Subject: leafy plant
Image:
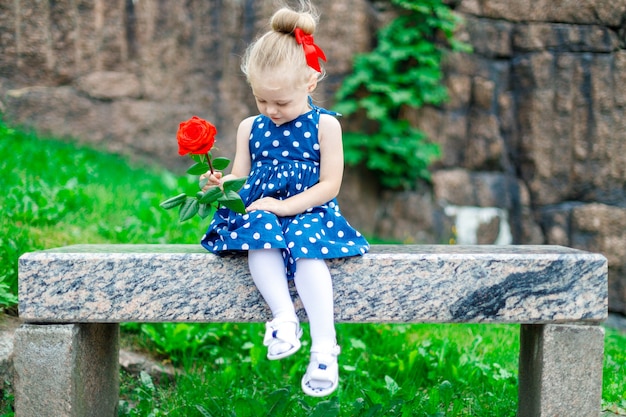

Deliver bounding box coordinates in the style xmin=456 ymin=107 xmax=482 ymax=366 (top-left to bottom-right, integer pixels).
xmin=335 ymin=0 xmax=471 ymax=189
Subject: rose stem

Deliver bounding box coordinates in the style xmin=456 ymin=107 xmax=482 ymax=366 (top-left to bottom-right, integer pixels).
xmin=206 ymin=153 xmax=214 ymax=174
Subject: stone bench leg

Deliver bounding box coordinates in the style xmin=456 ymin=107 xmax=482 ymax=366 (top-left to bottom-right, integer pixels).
xmin=13 ymin=323 xmax=120 ymax=417
xmin=518 ymin=323 xmax=604 ymax=417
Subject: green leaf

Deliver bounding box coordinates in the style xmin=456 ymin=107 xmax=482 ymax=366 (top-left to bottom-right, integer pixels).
xmin=211 ymin=157 xmax=231 ymax=171
xmin=187 ymin=162 xmax=210 ymax=175
xmin=198 ymin=187 xmax=223 ymax=204
xmin=198 ymin=203 xmax=214 ymax=219
xmin=309 ymin=398 xmax=340 ymax=417
xmin=223 ymin=177 xmax=247 ymax=193
xmin=218 ymin=190 xmax=246 ymax=214
xmin=179 ymin=197 xmax=199 ymax=222
xmin=159 ymin=193 xmax=187 ymax=210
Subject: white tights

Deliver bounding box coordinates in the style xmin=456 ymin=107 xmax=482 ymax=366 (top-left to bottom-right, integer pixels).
xmin=248 ymin=249 xmax=336 ymax=352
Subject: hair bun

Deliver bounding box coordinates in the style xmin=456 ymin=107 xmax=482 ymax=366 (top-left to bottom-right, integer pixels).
xmin=270 ymin=7 xmax=317 ymax=35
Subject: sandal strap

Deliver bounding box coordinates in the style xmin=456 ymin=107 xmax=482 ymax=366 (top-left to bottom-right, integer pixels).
xmin=263 ymin=318 xmax=301 ymax=346
xmin=309 ymin=345 xmax=341 ymax=375
xmin=311 ymin=344 xmax=341 ymax=358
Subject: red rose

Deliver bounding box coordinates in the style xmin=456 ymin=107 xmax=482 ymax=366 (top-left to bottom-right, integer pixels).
xmin=177 ymin=116 xmax=217 ymax=156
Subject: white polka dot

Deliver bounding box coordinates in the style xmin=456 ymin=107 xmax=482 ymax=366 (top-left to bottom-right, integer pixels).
xmin=309 ymin=237 xmax=317 ymax=243
xmin=264 ymin=243 xmax=272 ymax=249
xmin=338 ymin=231 xmax=345 ymax=238
xmin=242 ymin=243 xmax=249 ymax=250
xmin=301 ymin=247 xmax=309 ymax=254
xmin=293 ymin=141 xmax=300 ymax=147
xmin=288 ymin=242 xmax=295 ymax=248
xmin=255 ymin=141 xmax=261 ymax=148
xmin=265 ymin=131 xmax=271 ymax=137
xmin=265 ymin=223 xmax=273 ymax=230
xmin=327 ymin=221 xmax=334 ymax=228
xmin=276 ymin=235 xmax=283 ymax=241
xmin=321 ymin=247 xmax=329 ymax=254
xmin=295 ymin=231 xmax=303 ymax=236
xmin=283 ymin=130 xmax=291 ymax=136
xmin=303 ymin=152 xmax=310 ymax=158
xmin=304 ymin=132 xmax=311 ymax=138
xmin=230 ymin=232 xmax=238 ymax=239
xmin=258 ymin=123 xmax=265 ymax=129
xmin=243 ymin=222 xmax=251 ymax=228
xmin=253 ymin=232 xmax=261 ymax=240
xmin=313 ymin=144 xmax=320 ymax=150
xmin=295 ymin=121 xmax=302 ymax=128
xmin=262 ymin=150 xmax=269 ymax=157
xmin=273 ymin=140 xmax=280 ymax=147
xmin=273 ymin=159 xmax=279 ymax=165
xmin=341 ymin=247 xmax=349 ymax=253
xmin=282 ymin=150 xmax=289 ymax=157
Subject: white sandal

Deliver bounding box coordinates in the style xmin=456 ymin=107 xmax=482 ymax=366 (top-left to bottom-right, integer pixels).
xmin=263 ymin=318 xmax=303 ymax=360
xmin=301 ymin=345 xmax=341 ymax=397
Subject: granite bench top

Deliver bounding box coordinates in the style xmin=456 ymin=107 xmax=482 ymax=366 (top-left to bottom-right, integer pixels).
xmin=18 ymin=244 xmax=608 ymax=324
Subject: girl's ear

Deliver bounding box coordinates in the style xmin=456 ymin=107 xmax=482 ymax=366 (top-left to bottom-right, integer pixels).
xmin=306 ymin=73 xmax=318 ymax=93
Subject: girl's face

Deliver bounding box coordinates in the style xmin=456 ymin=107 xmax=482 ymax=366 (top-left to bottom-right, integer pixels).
xmin=251 ymin=71 xmax=317 ymax=126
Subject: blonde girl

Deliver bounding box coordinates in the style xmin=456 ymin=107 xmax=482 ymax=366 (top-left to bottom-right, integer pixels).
xmin=200 ymin=1 xmax=368 ymax=397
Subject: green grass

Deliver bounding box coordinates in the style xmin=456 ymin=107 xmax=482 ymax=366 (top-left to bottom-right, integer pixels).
xmin=1 ymin=119 xmax=625 ymax=416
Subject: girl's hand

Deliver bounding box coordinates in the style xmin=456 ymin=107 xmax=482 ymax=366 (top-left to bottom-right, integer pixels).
xmin=246 ymin=197 xmax=288 ymax=216
xmin=199 ymin=171 xmax=223 ymax=192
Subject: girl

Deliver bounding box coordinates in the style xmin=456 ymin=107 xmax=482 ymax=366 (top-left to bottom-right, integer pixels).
xmin=199 ymin=1 xmax=369 ymax=397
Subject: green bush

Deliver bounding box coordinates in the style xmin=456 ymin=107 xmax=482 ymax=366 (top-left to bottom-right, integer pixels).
xmin=335 ymin=0 xmax=471 ymax=189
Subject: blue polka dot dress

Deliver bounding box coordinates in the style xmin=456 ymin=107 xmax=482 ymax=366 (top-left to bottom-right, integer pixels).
xmin=201 ymin=100 xmax=369 ymax=279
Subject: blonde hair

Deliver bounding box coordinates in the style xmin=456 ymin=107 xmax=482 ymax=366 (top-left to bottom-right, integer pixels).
xmin=242 ymin=1 xmax=323 ymax=87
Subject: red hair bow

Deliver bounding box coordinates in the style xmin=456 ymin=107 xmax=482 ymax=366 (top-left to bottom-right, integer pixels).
xmin=294 ymin=27 xmax=326 ymax=72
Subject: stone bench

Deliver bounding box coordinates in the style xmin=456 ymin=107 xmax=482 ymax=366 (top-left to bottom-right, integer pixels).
xmin=15 ymin=244 xmax=607 ymax=417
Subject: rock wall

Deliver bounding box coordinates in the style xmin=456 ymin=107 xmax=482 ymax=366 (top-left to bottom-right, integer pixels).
xmin=1 ymin=0 xmax=625 ymax=313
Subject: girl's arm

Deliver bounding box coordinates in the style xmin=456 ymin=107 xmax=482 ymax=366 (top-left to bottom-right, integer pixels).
xmin=200 ymin=116 xmax=254 ymax=190
xmin=246 ymin=114 xmax=344 ymax=216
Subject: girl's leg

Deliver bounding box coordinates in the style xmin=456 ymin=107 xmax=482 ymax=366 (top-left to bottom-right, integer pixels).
xmin=248 ymin=249 xmax=295 ymax=319
xmin=248 ymin=249 xmax=301 ymax=359
xmin=294 ymin=258 xmax=340 ymax=396
xmin=293 ymin=258 xmax=336 ymax=351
